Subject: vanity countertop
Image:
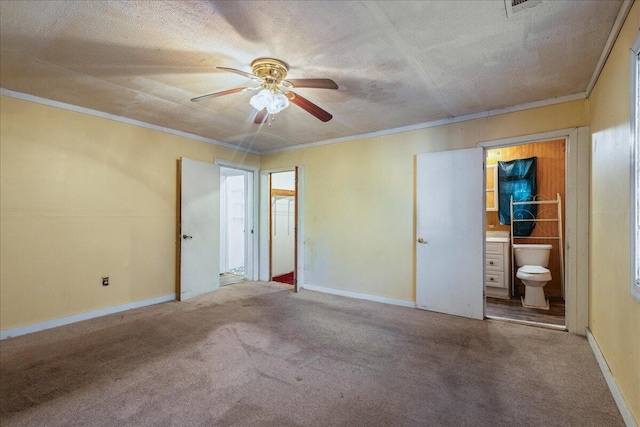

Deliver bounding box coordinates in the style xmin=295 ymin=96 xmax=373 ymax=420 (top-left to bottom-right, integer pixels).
xmin=487 ymin=236 xmax=510 ymax=243
xmin=486 ymin=230 xmax=510 ymax=243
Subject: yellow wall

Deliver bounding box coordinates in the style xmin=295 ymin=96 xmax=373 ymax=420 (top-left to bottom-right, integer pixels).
xmin=261 ymin=100 xmax=588 ymax=302
xmin=0 ymin=95 xmax=259 ymax=330
xmin=588 ymin=2 xmax=640 ymax=422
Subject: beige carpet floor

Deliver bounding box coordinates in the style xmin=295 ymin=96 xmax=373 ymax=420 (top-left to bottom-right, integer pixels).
xmin=0 ymin=282 xmax=623 ymax=426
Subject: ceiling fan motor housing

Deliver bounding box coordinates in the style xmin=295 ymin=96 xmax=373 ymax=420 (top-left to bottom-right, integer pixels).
xmin=251 ymin=58 xmax=289 ymax=88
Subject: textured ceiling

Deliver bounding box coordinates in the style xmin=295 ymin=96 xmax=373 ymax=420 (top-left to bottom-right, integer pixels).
xmin=0 ymin=0 xmax=623 ymax=153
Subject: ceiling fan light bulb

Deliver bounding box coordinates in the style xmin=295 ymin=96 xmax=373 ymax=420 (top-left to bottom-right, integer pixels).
xmin=249 ymin=89 xmax=273 ymax=111
xmin=277 ymin=93 xmax=290 ymax=110
xmin=266 ymin=93 xmax=289 ymax=114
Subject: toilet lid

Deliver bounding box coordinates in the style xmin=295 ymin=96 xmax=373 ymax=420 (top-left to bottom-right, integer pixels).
xmin=520 ymin=265 xmax=549 ymax=274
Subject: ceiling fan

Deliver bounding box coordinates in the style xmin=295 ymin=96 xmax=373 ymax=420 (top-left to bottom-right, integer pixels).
xmin=191 ymin=58 xmax=338 ymax=124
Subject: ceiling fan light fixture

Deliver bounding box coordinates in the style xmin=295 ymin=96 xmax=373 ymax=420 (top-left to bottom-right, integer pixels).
xmin=195 ymin=57 xmax=335 ymax=123
xmin=250 ymin=89 xmax=290 ymax=115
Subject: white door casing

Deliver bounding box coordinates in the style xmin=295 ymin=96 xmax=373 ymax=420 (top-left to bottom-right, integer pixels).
xmin=416 ymin=148 xmax=485 ymax=319
xmin=180 ymin=157 xmax=220 ymax=300
xmin=479 ymin=127 xmax=589 ymax=335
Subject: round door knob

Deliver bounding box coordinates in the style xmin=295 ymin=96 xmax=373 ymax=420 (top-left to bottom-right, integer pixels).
xmin=182 ymin=234 xmax=193 ymax=240
xmin=490 ymin=277 xmax=494 ymax=281
xmin=417 ymin=237 xmax=426 ymax=244
xmin=489 ymin=261 xmax=494 ymax=265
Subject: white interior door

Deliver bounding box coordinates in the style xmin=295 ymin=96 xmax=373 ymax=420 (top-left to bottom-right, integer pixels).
xmin=416 ymin=148 xmax=484 ymax=319
xmin=180 ymin=157 xmax=220 ymax=300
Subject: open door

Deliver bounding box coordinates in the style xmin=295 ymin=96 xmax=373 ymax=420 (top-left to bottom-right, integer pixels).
xmin=416 ymin=148 xmax=484 ymax=319
xmin=179 ymin=157 xmax=220 ymax=301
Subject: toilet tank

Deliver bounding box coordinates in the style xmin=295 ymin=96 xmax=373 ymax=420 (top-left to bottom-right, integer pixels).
xmin=512 ymin=244 xmax=552 ymax=267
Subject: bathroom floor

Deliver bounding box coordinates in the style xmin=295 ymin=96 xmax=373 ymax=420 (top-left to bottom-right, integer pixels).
xmin=485 ymin=296 xmax=565 ymax=327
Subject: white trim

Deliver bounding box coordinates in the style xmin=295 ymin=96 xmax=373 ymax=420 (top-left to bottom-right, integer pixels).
xmin=630 ymin=33 xmax=640 ymax=303
xmin=585 ymin=0 xmax=635 ymax=97
xmin=486 ymin=316 xmax=566 ymax=331
xmin=262 ymin=92 xmax=586 ymax=154
xmin=587 ymin=329 xmax=638 ymax=427
xmin=214 ymin=159 xmax=259 ymax=173
xmin=301 ymin=284 xmax=416 ymax=308
xmin=0 ymin=294 xmax=176 ymax=340
xmin=296 ymin=167 xmax=306 ymax=289
xmin=478 ymin=127 xmax=577 ymax=149
xmin=0 ymin=88 xmax=260 ymax=155
xmin=260 ymin=166 xmax=298 ymax=174
xmin=259 ymin=172 xmax=270 ymax=281
xmin=479 ymin=127 xmax=590 ymax=336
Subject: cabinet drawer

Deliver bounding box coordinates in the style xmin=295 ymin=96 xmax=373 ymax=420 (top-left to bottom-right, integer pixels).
xmin=486 ymin=242 xmax=503 ymax=254
xmin=485 ymin=271 xmax=506 ymax=288
xmin=486 ymin=254 xmax=504 ymax=271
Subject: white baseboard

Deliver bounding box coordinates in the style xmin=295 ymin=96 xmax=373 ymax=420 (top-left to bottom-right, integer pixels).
xmin=300 ymin=283 xmax=416 ymax=308
xmin=586 ymin=328 xmax=638 ymax=427
xmin=0 ymin=294 xmax=176 ymax=340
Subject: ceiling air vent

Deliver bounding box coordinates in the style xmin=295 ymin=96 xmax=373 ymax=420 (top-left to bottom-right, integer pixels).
xmin=505 ymin=0 xmax=541 ymax=17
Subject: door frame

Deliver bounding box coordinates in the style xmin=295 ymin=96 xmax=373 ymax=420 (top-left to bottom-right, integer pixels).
xmin=215 ymin=159 xmax=259 ymax=281
xmin=260 ymin=166 xmax=305 ymax=290
xmin=479 ymin=127 xmax=590 ymax=335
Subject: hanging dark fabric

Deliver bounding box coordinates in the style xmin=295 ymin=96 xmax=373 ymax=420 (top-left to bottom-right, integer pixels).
xmin=497 ymin=157 xmax=537 ymax=237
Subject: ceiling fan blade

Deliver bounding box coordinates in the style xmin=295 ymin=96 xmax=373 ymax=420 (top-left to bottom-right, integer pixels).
xmin=191 ymin=87 xmax=255 ymax=103
xmin=284 ymin=79 xmax=339 ymax=89
xmin=254 ymin=108 xmax=268 ymax=124
xmin=285 ymin=91 xmax=333 ymax=122
xmin=216 ymin=66 xmax=263 ymax=81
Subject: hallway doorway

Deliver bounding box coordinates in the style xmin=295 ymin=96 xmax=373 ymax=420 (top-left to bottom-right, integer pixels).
xmin=220 ymin=166 xmax=254 ymax=286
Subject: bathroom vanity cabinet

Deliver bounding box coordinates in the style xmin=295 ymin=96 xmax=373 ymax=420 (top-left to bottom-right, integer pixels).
xmin=485 ymin=239 xmax=510 ymax=299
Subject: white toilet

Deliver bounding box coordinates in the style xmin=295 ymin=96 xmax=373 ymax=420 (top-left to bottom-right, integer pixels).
xmin=512 ymin=244 xmax=552 ymax=309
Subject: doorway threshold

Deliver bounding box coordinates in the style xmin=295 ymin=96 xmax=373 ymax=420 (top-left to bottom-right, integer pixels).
xmin=486 ymin=315 xmax=567 ymax=331
xmin=220 ymin=273 xmax=247 ymax=286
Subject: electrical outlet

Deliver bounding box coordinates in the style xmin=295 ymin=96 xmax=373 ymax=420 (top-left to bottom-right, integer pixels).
xmin=102 ymin=277 xmax=109 ymax=286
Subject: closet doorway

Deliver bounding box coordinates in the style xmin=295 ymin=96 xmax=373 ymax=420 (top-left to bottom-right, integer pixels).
xmin=269 ymin=170 xmax=297 ymax=289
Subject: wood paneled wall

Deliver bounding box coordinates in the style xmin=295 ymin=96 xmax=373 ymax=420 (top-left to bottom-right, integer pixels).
xmin=486 ymin=139 xmax=566 ymax=298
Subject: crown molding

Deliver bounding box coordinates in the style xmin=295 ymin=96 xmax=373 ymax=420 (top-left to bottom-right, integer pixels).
xmin=262 ymin=92 xmax=586 ymax=155
xmin=1 ymin=87 xmax=589 ymax=157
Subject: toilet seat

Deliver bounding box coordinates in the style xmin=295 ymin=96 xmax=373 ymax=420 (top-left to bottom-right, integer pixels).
xmin=516 ymin=265 xmax=551 ymax=281
xmin=519 ymin=265 xmax=550 ymax=274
